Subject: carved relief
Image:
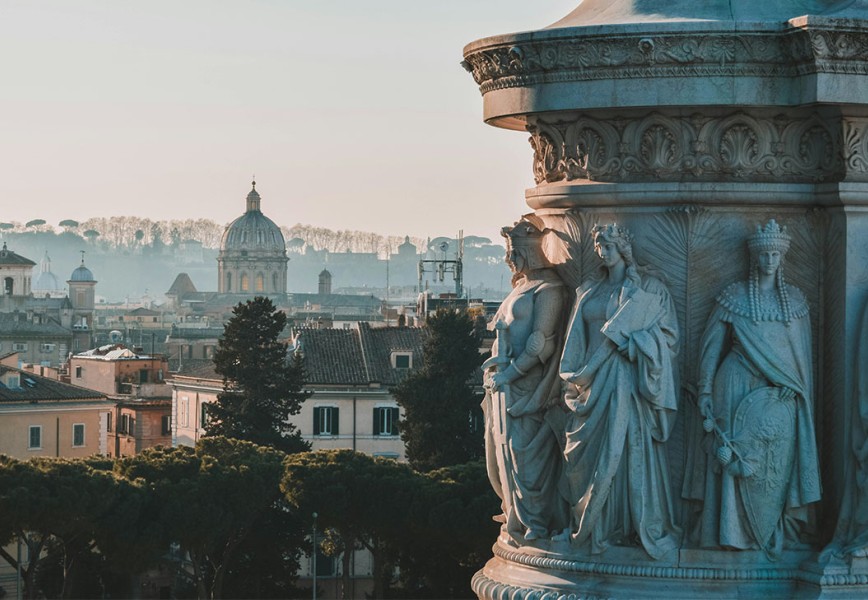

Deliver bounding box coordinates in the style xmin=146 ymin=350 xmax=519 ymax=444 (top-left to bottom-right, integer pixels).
xmin=464 ymin=28 xmax=868 ymax=95
xmin=463 ymin=32 xmax=796 ymax=93
xmin=843 ymin=118 xmax=868 ymax=176
xmin=694 ymin=220 xmax=821 ymax=558
xmin=482 ymin=219 xmax=568 ymax=545
xmin=558 ymin=224 xmax=681 ymax=559
xmin=528 ymin=112 xmax=844 ymax=184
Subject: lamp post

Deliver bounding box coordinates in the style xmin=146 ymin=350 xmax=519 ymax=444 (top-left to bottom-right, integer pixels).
xmin=312 ymin=512 xmax=318 ymax=600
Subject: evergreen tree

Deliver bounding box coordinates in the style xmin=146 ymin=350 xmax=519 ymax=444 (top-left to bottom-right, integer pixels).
xmin=393 ymin=308 xmax=484 ymax=472
xmin=208 ymin=296 xmax=311 ymax=453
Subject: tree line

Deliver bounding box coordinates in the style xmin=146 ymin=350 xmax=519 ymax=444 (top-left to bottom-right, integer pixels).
xmin=0 ymin=441 xmax=496 ymax=600
xmin=0 ymin=217 xmax=431 ymax=256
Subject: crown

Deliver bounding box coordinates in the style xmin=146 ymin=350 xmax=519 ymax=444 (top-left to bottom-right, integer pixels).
xmin=501 ymin=220 xmax=547 ymax=247
xmin=592 ymin=223 xmax=633 ymax=244
xmin=748 ymin=219 xmax=790 ymax=254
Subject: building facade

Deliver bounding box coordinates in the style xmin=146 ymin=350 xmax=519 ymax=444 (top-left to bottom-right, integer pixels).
xmin=0 ymin=358 xmax=109 ymax=459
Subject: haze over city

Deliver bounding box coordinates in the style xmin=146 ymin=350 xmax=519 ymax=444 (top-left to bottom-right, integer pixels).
xmin=2 ymin=1 xmax=575 ymax=243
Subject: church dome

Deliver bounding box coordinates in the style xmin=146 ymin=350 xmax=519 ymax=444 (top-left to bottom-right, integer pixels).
xmin=33 ymin=252 xmax=61 ymax=293
xmin=220 ymin=181 xmax=286 ymax=253
xmin=34 ymin=271 xmax=60 ymax=291
xmin=70 ymin=262 xmax=95 ymax=282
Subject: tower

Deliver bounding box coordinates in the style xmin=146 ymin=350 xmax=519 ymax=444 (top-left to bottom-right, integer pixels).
xmin=67 ymin=253 xmax=96 ymax=350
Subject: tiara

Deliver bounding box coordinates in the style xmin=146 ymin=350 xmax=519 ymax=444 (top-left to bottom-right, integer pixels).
xmin=592 ymin=223 xmax=633 ymax=244
xmin=748 ymin=219 xmax=790 ymax=254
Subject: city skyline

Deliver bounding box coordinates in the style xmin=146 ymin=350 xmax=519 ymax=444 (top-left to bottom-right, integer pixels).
xmin=1 ymin=1 xmax=575 ymax=244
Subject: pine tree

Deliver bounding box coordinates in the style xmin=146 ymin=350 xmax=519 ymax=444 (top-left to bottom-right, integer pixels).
xmin=207 ymin=296 xmax=310 ymax=453
xmin=393 ymin=309 xmax=484 ymax=472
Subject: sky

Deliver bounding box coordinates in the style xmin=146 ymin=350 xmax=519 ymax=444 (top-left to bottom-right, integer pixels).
xmin=1 ymin=1 xmax=576 ymax=244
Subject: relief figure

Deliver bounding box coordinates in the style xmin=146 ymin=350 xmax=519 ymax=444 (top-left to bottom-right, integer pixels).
xmin=483 ymin=219 xmax=568 ymax=544
xmin=697 ymin=219 xmax=821 ymax=558
xmin=558 ymin=224 xmax=681 ymax=559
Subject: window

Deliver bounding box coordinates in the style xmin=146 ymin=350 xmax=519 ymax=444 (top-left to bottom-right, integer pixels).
xmin=314 ymin=549 xmax=336 ymax=577
xmin=226 ymin=272 xmax=232 ymax=291
xmin=120 ymin=414 xmax=131 ymax=435
xmin=313 ymin=406 xmax=339 ymax=436
xmin=72 ymin=423 xmax=85 ymax=447
xmin=161 ymin=415 xmax=172 ymax=436
xmin=139 ymin=369 xmax=149 ymax=384
xmin=240 ymin=273 xmax=249 ymax=292
xmin=13 ymin=343 xmax=28 ymax=352
xmin=40 ymin=343 xmax=55 ymax=353
xmin=180 ymin=396 xmax=189 ymax=427
xmin=107 ymin=412 xmax=113 ymax=432
xmin=75 ymin=366 xmax=82 ymax=378
xmin=28 ymin=426 xmax=41 ymax=450
xmin=373 ymin=407 xmax=399 ymax=436
xmin=200 ymin=402 xmax=210 ymax=429
xmin=391 ymin=351 xmax=412 ymax=369
xmin=255 ymin=274 xmax=264 ymax=292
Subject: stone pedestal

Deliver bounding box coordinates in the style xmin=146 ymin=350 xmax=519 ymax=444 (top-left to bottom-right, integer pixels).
xmin=464 ymin=1 xmax=868 ymax=597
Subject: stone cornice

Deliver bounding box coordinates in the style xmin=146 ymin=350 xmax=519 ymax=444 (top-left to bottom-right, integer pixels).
xmin=462 ymin=20 xmax=868 ymax=98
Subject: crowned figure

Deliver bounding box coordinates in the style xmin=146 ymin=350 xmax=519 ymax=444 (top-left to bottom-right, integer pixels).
xmin=694 ymin=219 xmax=821 ymax=558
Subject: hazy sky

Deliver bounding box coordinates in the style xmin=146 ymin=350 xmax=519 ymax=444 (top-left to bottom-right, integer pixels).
xmin=1 ymin=1 xmax=576 ymax=244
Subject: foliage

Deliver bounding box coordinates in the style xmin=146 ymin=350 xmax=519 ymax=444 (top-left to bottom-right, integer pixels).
xmin=0 ymin=455 xmax=145 ymax=599
xmin=208 ymin=296 xmax=311 ymax=454
xmin=282 ymin=224 xmax=425 ymax=256
xmin=392 ymin=460 xmax=499 ymax=598
xmin=282 ymin=450 xmax=420 ymax=599
xmin=116 ymin=438 xmax=291 ymax=599
xmin=394 ymin=309 xmax=485 ymax=472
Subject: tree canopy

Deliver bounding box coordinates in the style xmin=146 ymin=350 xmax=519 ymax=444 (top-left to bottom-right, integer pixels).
xmin=116 ymin=438 xmax=293 ymax=599
xmin=393 ymin=309 xmax=485 ymax=472
xmin=282 ymin=450 xmax=420 ymax=599
xmin=207 ymin=296 xmax=310 ymax=454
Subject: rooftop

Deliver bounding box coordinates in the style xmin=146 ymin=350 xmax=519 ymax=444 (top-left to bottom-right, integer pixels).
xmin=0 ymin=366 xmax=105 ymax=403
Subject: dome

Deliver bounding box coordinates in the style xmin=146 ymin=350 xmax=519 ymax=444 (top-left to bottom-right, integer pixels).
xmin=33 ymin=251 xmax=61 ymax=293
xmin=70 ymin=263 xmax=95 ymax=282
xmin=34 ymin=271 xmax=60 ymax=292
xmin=220 ymin=182 xmax=286 ymax=253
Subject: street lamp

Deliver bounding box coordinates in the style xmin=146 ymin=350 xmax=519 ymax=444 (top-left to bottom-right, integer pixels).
xmin=312 ymin=512 xmax=318 ymax=600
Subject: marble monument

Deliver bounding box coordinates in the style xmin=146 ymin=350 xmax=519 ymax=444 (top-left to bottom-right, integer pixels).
xmin=468 ymin=1 xmax=868 ymax=597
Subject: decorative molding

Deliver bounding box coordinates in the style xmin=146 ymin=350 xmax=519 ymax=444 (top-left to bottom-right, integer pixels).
xmin=527 ymin=111 xmax=845 ymax=185
xmin=471 ymin=571 xmax=607 ymax=600
xmin=463 ymin=27 xmax=868 ymax=95
xmin=463 ymin=32 xmax=799 ymax=94
xmin=491 ymin=543 xmax=802 ymax=581
xmin=476 ymin=544 xmax=868 ymax=593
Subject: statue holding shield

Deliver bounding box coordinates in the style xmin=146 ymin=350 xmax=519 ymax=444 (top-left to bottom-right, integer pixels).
xmin=697 ymin=219 xmax=821 ymax=558
xmin=483 ymin=218 xmax=568 ymax=544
